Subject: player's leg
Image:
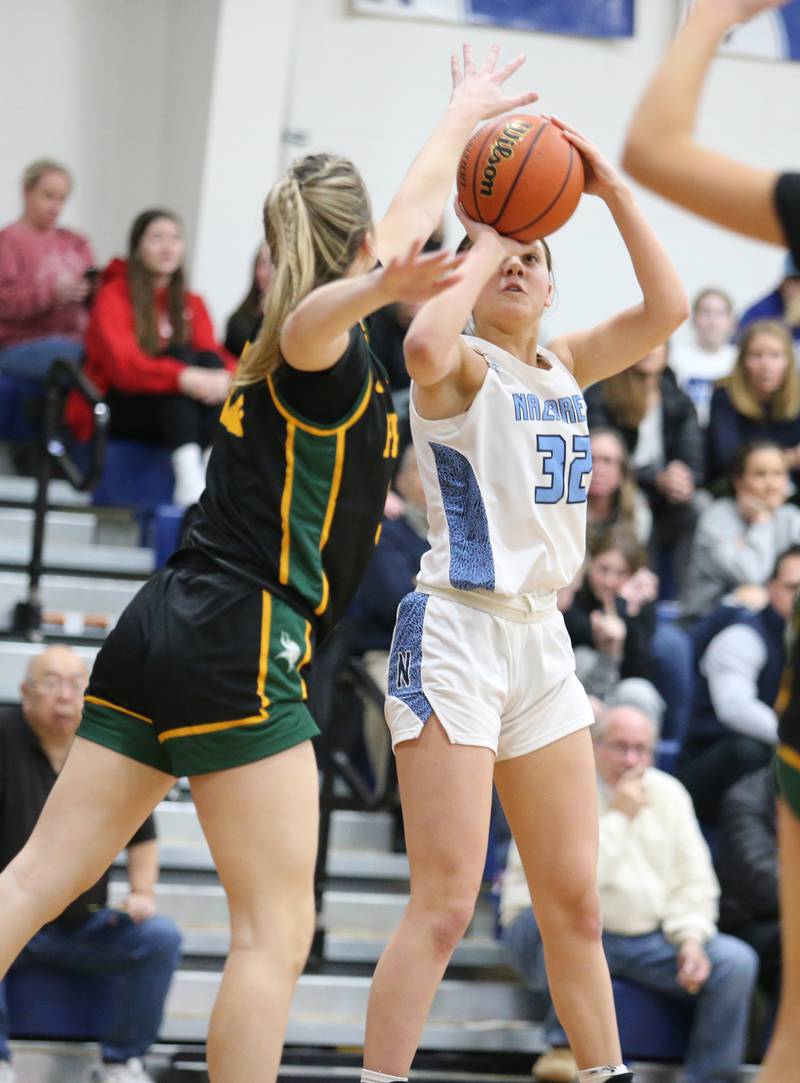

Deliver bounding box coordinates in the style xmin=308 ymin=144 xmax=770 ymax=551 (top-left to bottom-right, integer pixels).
xmin=189 ymin=740 xmax=319 ymax=1083
xmin=495 ymin=726 xmax=622 ymax=1071
xmin=0 ymin=737 xmax=175 ymax=976
xmin=362 ymin=718 xmax=495 ymax=1078
xmin=759 ymin=797 xmax=800 ymax=1082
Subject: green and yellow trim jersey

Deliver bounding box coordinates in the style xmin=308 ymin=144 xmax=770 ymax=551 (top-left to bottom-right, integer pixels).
xmin=175 ymin=319 xmax=399 ymax=641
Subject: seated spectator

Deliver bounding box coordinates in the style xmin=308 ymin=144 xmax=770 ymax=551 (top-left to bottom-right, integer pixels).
xmin=564 ymin=528 xmax=657 ymax=702
xmin=717 ymin=767 xmax=780 ymax=1007
xmin=706 ymin=320 xmax=800 ymax=493
xmin=66 ymin=209 xmax=236 ymax=506
xmin=224 ymin=242 xmax=270 ymax=359
xmin=0 ymin=646 xmax=181 ymax=1083
xmin=500 ymin=701 xmax=758 ymax=1083
xmin=586 ymin=427 xmax=652 ymax=548
xmin=680 ymin=546 xmax=800 ymax=824
xmin=739 ymin=253 xmax=800 ymax=345
xmin=682 ymin=441 xmax=800 ymax=622
xmin=345 ymin=444 xmax=428 ymax=778
xmin=585 ymin=343 xmax=704 ymax=571
xmin=0 ymin=159 xmax=95 ymax=381
xmin=670 ymin=287 xmax=737 ymax=427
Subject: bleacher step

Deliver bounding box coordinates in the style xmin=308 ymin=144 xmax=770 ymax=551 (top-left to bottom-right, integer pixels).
xmin=0 ymin=507 xmax=96 ymax=547
xmin=0 ymin=539 xmax=152 ymax=576
xmin=0 ymin=571 xmax=139 ymax=632
xmin=0 ymin=476 xmax=91 ymax=508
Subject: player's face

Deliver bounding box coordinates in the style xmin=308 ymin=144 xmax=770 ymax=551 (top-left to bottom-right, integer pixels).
xmin=137 ymin=217 xmax=185 ymax=278
xmin=693 ymin=293 xmax=733 ymax=351
xmin=589 ymin=432 xmax=624 ymax=500
xmin=474 ymin=240 xmax=552 ymax=325
xmin=24 ymin=171 xmax=71 ymax=230
xmin=742 ymin=332 xmax=790 ymax=399
xmin=736 ymin=447 xmax=789 ymax=512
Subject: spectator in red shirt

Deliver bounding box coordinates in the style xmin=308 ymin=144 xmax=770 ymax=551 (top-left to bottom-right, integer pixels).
xmin=67 ymin=209 xmax=236 ymax=506
xmin=0 ymin=159 xmax=95 ymax=381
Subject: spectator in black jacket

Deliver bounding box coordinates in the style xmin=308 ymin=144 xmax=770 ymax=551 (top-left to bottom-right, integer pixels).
xmin=584 ymin=342 xmax=704 ymax=574
xmin=563 ymin=528 xmax=658 ymax=702
xmin=717 ymin=767 xmax=780 ymax=1004
xmin=223 ymin=243 xmax=270 ymax=359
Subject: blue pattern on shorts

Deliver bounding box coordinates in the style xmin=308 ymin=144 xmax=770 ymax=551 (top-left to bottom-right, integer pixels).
xmin=430 ymin=442 xmax=495 ymax=592
xmin=388 ymin=592 xmax=433 ymax=724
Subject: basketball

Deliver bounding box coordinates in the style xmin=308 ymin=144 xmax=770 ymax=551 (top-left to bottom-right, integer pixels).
xmin=457 ymin=114 xmax=584 ymax=243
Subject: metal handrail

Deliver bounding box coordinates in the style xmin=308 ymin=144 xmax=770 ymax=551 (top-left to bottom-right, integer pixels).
xmin=14 ymin=360 xmax=109 ymax=639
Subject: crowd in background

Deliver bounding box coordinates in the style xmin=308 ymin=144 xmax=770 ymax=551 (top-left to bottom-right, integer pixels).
xmin=1 ymin=154 xmax=799 ymax=1079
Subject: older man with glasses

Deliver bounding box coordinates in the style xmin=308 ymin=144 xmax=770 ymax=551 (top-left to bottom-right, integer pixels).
xmin=0 ymin=645 xmax=181 ymax=1083
xmin=499 ymin=699 xmax=758 ymax=1083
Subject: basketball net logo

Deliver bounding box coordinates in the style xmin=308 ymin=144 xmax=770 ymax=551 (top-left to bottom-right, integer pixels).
xmin=396 ymin=650 xmax=412 ymax=689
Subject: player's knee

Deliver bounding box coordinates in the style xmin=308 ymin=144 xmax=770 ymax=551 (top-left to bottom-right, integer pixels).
xmin=540 ymin=881 xmax=602 ymax=945
xmin=417 ymin=893 xmax=477 ymax=957
xmin=9 ymin=848 xmax=96 ymax=922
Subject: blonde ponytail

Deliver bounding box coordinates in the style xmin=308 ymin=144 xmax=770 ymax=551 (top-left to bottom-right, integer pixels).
xmin=236 ymin=154 xmax=372 ymax=386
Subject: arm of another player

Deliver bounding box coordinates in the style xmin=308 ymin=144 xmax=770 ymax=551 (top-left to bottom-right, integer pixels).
xmin=622 ymin=0 xmax=788 ymax=244
xmin=547 ymin=124 xmax=689 ymax=389
xmin=374 ymin=43 xmax=539 ymax=265
xmin=403 ymin=205 xmax=521 ymax=405
xmin=280 ymin=244 xmax=462 ymax=371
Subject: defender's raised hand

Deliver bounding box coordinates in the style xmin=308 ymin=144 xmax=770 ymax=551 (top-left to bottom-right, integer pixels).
xmin=450 ymin=43 xmax=538 ymax=122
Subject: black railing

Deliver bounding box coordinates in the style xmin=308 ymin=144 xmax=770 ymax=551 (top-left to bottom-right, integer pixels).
xmin=13 ymin=360 xmax=109 ymax=639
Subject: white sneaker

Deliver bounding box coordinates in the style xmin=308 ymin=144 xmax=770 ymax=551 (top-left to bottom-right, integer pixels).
xmin=0 ymin=1061 xmax=15 ymax=1083
xmin=98 ymin=1059 xmax=155 ymax=1083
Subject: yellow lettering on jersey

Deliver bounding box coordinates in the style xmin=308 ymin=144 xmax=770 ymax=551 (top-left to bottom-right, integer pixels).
xmin=383 ymin=412 xmax=399 ymax=459
xmin=220 ymin=390 xmax=245 ymax=438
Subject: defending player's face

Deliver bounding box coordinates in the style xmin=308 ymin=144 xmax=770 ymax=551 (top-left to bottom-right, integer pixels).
xmin=735 ymin=447 xmax=789 ymax=512
xmin=137 ymin=216 xmax=185 ymax=278
xmin=473 ymin=240 xmax=553 ymax=326
xmin=24 ymin=170 xmax=71 ymax=230
xmin=742 ymin=331 xmax=791 ymax=399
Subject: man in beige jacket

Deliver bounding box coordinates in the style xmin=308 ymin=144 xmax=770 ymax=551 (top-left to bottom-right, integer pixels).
xmin=500 ymin=702 xmax=758 ymax=1083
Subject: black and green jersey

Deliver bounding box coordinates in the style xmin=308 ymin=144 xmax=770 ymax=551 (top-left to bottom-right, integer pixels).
xmin=176 ymin=319 xmax=399 ymax=640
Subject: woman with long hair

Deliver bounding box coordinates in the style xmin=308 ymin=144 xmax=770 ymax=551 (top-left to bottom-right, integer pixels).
xmin=584 ymin=343 xmax=704 ymax=568
xmin=0 ymin=44 xmax=537 ymax=1083
xmin=624 ymin=3 xmax=800 ymax=1077
xmin=706 ymin=319 xmax=800 ymax=490
xmin=587 ymin=427 xmax=652 ymax=547
xmin=66 ymin=208 xmax=236 ymax=506
xmin=360 ymin=118 xmax=687 ymax=1083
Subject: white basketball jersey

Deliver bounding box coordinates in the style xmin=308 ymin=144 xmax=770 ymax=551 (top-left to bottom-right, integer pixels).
xmin=411 ymin=335 xmax=591 ymax=598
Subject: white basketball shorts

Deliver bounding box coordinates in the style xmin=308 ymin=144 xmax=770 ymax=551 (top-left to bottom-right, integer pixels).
xmin=385 ymin=588 xmax=593 ymax=760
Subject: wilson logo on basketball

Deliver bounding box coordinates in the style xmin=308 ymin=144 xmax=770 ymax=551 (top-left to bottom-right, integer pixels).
xmin=479 ymin=120 xmax=533 ymax=198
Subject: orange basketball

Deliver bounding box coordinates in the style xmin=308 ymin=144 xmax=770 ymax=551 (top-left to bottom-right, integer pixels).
xmin=457 ymin=114 xmax=584 ymax=243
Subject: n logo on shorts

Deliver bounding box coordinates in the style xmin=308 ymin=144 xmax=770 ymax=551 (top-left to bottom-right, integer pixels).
xmin=396 ymin=650 xmax=412 ymax=688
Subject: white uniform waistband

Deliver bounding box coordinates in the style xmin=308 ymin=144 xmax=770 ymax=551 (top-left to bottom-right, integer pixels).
xmin=415 ymin=581 xmax=557 ymax=623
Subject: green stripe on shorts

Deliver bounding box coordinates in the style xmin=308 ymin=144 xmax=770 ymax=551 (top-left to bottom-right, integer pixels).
xmin=79 ymin=698 xmax=173 ymax=774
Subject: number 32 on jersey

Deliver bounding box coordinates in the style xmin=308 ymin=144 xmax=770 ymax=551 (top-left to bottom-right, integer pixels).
xmin=534 ymin=434 xmax=592 ymax=504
